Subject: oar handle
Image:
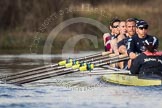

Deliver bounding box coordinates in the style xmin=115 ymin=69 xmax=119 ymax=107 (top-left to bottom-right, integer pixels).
xmin=96 ymin=56 xmax=129 ymax=67
xmin=88 ymin=54 xmax=119 ymax=65
xmin=76 ymin=51 xmax=111 ymax=61
xmin=78 ymin=55 xmax=129 ymax=71
xmin=102 ymin=51 xmax=112 ymax=56
xmin=81 ymin=55 xmax=129 ymax=71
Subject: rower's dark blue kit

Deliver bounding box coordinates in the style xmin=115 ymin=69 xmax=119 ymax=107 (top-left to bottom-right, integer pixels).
xmin=127 ymin=35 xmax=159 ymax=55
xmin=117 ymin=34 xmax=131 ymax=50
xmin=130 ymin=52 xmax=162 ymax=78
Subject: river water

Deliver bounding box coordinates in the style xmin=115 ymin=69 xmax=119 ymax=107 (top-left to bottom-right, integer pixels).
xmin=0 ymin=52 xmax=162 ymax=108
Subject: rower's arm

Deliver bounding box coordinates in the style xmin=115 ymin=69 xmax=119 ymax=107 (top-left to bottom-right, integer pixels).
xmin=130 ymin=55 xmax=142 ymax=74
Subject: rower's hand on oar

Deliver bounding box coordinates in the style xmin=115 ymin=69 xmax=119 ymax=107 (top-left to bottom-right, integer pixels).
xmin=102 ymin=51 xmax=111 ymax=56
xmin=129 ymin=52 xmax=137 ymax=59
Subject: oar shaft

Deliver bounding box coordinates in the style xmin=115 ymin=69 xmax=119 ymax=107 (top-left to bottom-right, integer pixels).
xmin=93 ymin=55 xmax=128 ymax=66
xmin=88 ymin=70 xmax=130 ymax=75
xmin=95 ymin=56 xmax=129 ymax=67
xmin=3 ymin=52 xmax=111 ymax=78
xmin=76 ymin=51 xmax=111 ymax=60
xmin=13 ymin=64 xmax=59 ymax=75
xmin=8 ymin=67 xmax=77 ymax=84
xmin=4 ymin=53 xmax=113 ymax=81
xmin=7 ymin=55 xmax=128 ymax=84
xmin=4 ymin=66 xmax=65 ymax=81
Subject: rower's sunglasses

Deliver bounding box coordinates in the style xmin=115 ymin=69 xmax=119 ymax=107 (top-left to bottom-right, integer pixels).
xmin=139 ymin=26 xmax=148 ymax=30
xmin=112 ymin=25 xmax=118 ymax=28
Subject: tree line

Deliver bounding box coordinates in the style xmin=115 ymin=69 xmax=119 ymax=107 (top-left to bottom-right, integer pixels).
xmin=0 ymin=0 xmax=151 ymax=31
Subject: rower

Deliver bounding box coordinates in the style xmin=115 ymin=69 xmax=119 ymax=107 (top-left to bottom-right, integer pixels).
xmin=127 ymin=20 xmax=159 ymax=69
xmin=103 ymin=18 xmax=120 ymax=54
xmin=130 ymin=36 xmax=162 ymax=79
xmin=117 ymin=20 xmax=127 ymax=43
xmin=127 ymin=20 xmax=159 ymax=59
xmin=117 ymin=18 xmax=137 ymax=69
xmin=118 ymin=18 xmax=137 ymax=55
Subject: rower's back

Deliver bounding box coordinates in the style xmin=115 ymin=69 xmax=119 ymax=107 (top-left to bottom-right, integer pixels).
xmin=130 ymin=36 xmax=162 ymax=79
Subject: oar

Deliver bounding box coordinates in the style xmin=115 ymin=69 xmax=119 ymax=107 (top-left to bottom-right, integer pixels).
xmin=4 ymin=54 xmax=119 ymax=82
xmin=1 ymin=51 xmax=111 ymax=79
xmin=88 ymin=70 xmax=130 ymax=75
xmin=87 ymin=64 xmax=131 ymax=75
xmin=7 ymin=55 xmax=124 ymax=84
xmin=3 ymin=53 xmax=116 ymax=81
xmin=7 ymin=55 xmax=129 ymax=85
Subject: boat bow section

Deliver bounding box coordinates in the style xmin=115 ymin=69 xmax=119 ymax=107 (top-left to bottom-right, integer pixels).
xmin=101 ymin=74 xmax=162 ymax=86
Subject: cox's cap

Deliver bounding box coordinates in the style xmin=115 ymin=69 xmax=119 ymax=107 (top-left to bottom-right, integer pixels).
xmin=136 ymin=20 xmax=148 ymax=28
xmin=144 ymin=36 xmax=158 ymax=49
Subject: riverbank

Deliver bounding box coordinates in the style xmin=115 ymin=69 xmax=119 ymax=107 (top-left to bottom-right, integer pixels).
xmin=0 ymin=0 xmax=162 ymax=54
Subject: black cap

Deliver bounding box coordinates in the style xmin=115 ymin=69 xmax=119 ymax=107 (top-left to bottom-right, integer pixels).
xmin=144 ymin=36 xmax=158 ymax=52
xmin=136 ymin=20 xmax=148 ymax=28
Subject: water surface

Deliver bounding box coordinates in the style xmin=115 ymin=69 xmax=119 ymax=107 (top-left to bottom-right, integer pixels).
xmin=0 ymin=52 xmax=162 ymax=108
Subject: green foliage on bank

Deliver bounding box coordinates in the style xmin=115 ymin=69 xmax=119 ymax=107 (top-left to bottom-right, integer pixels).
xmin=0 ymin=0 xmax=162 ymax=54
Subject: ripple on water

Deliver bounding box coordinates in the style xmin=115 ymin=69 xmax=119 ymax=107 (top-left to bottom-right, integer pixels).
xmin=0 ymin=53 xmax=162 ymax=108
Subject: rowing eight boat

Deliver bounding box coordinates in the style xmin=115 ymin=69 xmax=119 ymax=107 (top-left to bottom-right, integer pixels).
xmin=101 ymin=73 xmax=162 ymax=86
